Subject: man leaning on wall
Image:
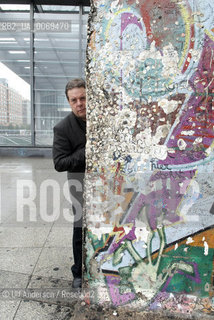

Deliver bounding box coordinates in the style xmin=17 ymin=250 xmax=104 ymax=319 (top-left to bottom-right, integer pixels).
xmin=52 ymin=78 xmax=86 ymax=289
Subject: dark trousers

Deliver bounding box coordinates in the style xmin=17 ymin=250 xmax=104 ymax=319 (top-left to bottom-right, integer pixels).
xmin=68 ymin=172 xmax=84 ymax=279
xmin=71 ymin=224 xmax=82 ymax=278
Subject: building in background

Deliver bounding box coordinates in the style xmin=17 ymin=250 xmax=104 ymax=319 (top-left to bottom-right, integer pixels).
xmin=0 ymin=78 xmax=30 ymax=128
xmin=0 ymin=78 xmax=8 ymax=126
xmin=8 ymin=86 xmax=23 ymax=126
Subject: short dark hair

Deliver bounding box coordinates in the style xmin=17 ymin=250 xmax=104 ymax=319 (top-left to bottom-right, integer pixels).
xmin=65 ymin=78 xmax=86 ymax=100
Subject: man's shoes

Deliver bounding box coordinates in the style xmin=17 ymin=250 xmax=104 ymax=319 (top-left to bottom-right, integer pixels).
xmin=72 ymin=277 xmax=82 ymax=288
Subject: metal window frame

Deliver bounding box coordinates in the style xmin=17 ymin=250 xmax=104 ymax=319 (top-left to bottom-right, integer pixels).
xmin=30 ymin=2 xmax=35 ymax=146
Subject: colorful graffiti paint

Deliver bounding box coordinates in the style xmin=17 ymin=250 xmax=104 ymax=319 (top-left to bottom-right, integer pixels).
xmin=84 ymin=0 xmax=214 ymax=317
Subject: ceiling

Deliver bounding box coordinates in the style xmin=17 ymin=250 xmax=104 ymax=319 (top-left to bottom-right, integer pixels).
xmin=0 ymin=0 xmax=91 ymax=6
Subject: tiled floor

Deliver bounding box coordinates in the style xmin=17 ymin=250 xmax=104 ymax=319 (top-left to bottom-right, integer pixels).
xmin=0 ymin=157 xmax=76 ymax=319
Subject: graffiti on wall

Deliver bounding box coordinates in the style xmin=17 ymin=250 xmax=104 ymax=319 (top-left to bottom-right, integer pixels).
xmin=85 ymin=0 xmax=214 ymax=316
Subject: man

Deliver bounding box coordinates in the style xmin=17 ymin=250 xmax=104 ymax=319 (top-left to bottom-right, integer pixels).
xmin=52 ymin=78 xmax=86 ymax=288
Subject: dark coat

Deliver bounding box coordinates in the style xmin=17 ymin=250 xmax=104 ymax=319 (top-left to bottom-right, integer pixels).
xmin=52 ymin=112 xmax=86 ymax=174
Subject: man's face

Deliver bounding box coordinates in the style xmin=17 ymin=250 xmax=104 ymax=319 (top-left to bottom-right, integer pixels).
xmin=67 ymin=87 xmax=86 ymax=121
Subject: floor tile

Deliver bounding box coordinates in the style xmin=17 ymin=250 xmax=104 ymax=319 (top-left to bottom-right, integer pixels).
xmin=33 ymin=247 xmax=73 ymax=280
xmin=28 ymin=275 xmax=73 ymax=289
xmin=0 ymin=270 xmax=30 ymax=289
xmin=0 ymin=300 xmax=20 ymax=320
xmin=27 ymin=275 xmax=75 ymax=305
xmin=2 ymin=214 xmax=53 ymax=228
xmin=14 ymin=300 xmax=74 ymax=320
xmin=0 ymin=226 xmax=51 ymax=247
xmin=0 ymin=248 xmax=42 ymax=274
xmin=45 ymin=226 xmax=73 ymax=248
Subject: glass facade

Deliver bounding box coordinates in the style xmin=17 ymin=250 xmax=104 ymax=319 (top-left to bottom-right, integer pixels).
xmin=0 ymin=3 xmax=89 ymax=147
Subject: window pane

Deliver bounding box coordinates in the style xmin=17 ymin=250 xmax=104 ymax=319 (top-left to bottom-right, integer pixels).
xmin=41 ymin=6 xmax=80 ymax=13
xmin=0 ymin=5 xmax=31 ymax=146
xmin=0 ymin=5 xmax=29 ymax=11
xmin=0 ymin=4 xmax=89 ymax=147
xmin=34 ymin=9 xmax=88 ymax=146
xmin=83 ymin=7 xmax=91 ymax=14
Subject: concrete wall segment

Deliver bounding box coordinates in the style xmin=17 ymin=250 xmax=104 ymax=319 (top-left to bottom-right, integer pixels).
xmin=84 ymin=0 xmax=214 ymax=317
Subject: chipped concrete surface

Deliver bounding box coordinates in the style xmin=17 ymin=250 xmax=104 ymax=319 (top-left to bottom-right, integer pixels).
xmin=84 ymin=0 xmax=214 ymax=316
